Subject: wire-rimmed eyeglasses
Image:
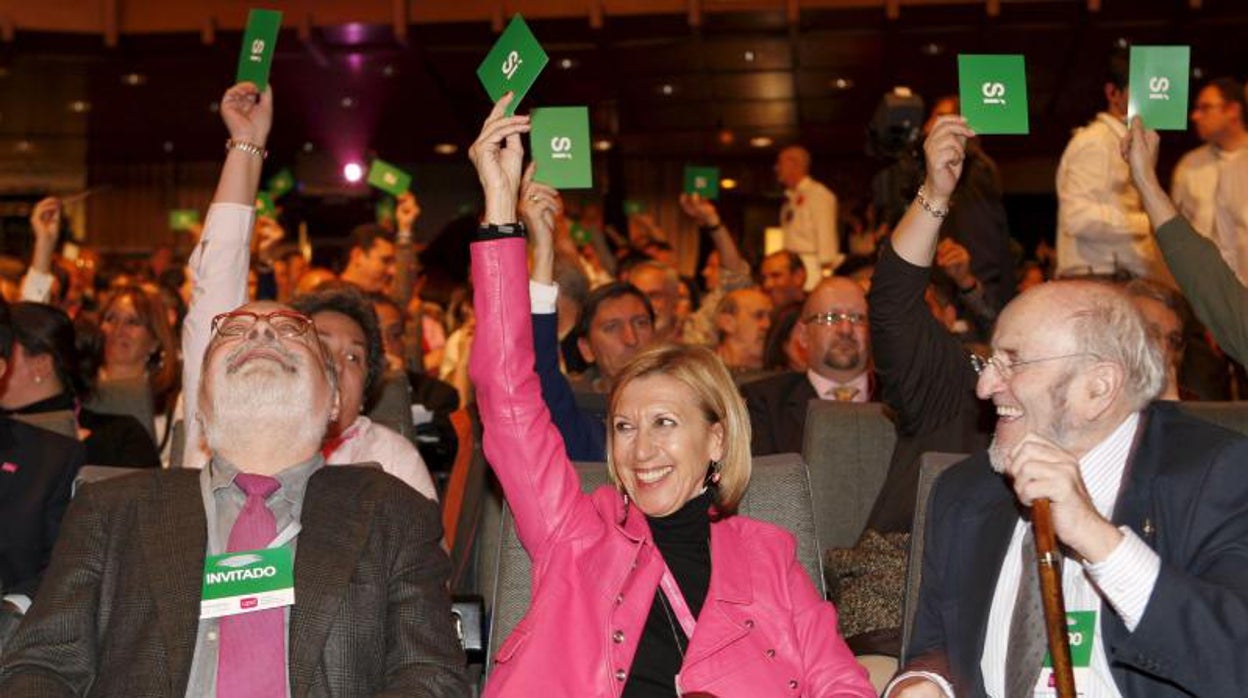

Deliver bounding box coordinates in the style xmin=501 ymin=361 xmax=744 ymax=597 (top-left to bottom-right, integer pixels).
xmin=969 ymin=351 xmax=1097 ymax=381
xmin=804 ymin=311 xmax=867 ymax=327
xmin=210 ymin=310 xmax=315 ymax=339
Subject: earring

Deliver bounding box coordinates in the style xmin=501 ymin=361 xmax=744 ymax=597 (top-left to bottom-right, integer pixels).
xmin=705 ymin=459 xmax=722 ymax=487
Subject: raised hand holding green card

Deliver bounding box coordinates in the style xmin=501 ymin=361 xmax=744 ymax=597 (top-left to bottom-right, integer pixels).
xmin=684 ymin=166 xmax=720 ymax=200
xmin=367 ymin=159 xmax=412 ymax=197
xmin=267 ymin=168 xmax=295 ymax=199
xmin=531 ymin=107 xmax=592 ymax=189
xmin=1128 ymin=46 xmax=1190 ymax=131
xmin=237 ymin=9 xmax=283 ymax=91
xmin=958 ymin=54 xmax=1029 ymax=135
xmin=477 ymin=15 xmax=549 ymax=116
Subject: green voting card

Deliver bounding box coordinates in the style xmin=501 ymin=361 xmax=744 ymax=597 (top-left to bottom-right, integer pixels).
xmin=624 ymin=200 xmax=645 ymax=215
xmin=683 ymin=166 xmax=720 ymax=200
xmin=1128 ymin=46 xmax=1190 ymax=131
xmin=531 ymin=107 xmax=592 ymax=189
xmin=367 ymin=159 xmax=411 ymax=196
xmin=169 ymin=209 xmax=200 ymax=231
xmin=477 ymin=15 xmax=549 ymax=116
xmin=267 ymin=168 xmax=295 ymax=199
xmin=958 ymin=54 xmax=1029 ymax=135
xmin=569 ymin=222 xmax=592 ymax=245
xmin=255 ymin=191 xmax=275 ymax=217
xmin=236 ymin=9 xmax=283 ymax=91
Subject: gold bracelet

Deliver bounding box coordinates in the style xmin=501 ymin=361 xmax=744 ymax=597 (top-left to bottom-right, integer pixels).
xmin=915 ymin=185 xmax=950 ymax=219
xmin=225 ymin=138 xmax=268 ymax=160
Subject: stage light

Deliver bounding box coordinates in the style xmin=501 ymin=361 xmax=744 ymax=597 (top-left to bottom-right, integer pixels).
xmin=660 ymin=84 xmax=674 ymax=96
xmin=593 ymin=139 xmax=612 ymax=152
xmin=343 ymin=162 xmax=364 ymax=183
xmin=68 ymin=100 xmax=91 ymax=113
xmin=720 ymin=178 xmax=738 ymax=190
xmin=749 ymin=136 xmax=773 ymax=148
xmin=121 ymin=72 xmax=147 ymax=86
xmin=831 ymin=77 xmax=854 ymax=90
xmin=434 ymin=143 xmax=458 ymax=155
xmin=744 ymin=50 xmax=756 ymax=62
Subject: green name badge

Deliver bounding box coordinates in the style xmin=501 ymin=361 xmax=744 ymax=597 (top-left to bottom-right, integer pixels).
xmin=200 ymin=547 xmax=295 ymax=619
xmin=169 ymin=209 xmax=200 ymax=231
xmin=477 ymin=15 xmax=549 ymax=116
xmin=958 ymin=54 xmax=1030 ymax=135
xmin=267 ymin=167 xmax=295 ymax=199
xmin=367 ymin=159 xmax=412 ymax=197
xmin=683 ymin=166 xmax=720 ymax=200
xmin=236 ymin=9 xmax=283 ymax=92
xmin=255 ymin=191 xmax=276 ymax=217
xmin=531 ymin=106 xmax=592 ymax=189
xmin=1128 ymin=45 xmax=1191 ymax=131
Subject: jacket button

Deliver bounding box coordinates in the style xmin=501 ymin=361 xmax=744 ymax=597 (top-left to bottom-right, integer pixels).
xmin=788 ymin=679 xmax=799 ymax=690
xmin=615 ymin=594 xmax=624 ymax=606
xmin=744 ymin=619 xmax=755 ymax=628
xmin=765 ymin=649 xmax=775 ymax=658
xmin=613 ymin=630 xmax=625 ymax=644
xmin=615 ymin=669 xmax=627 ymax=682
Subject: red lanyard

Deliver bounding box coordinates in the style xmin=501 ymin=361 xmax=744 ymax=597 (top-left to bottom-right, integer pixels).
xmin=658 ymin=564 xmax=697 ymax=638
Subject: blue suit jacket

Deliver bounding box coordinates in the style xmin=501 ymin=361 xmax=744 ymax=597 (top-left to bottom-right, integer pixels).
xmin=532 ymin=312 xmax=605 ymax=462
xmin=905 ymin=402 xmax=1248 ymax=696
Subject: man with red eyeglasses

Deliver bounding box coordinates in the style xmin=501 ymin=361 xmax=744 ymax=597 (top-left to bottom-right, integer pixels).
xmin=0 ymin=82 xmax=465 ymax=696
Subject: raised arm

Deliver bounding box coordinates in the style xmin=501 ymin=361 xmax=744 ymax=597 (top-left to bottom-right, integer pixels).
xmin=467 ymin=96 xmax=594 ymax=555
xmin=19 ymin=198 xmax=61 ymax=303
xmin=181 ymin=82 xmax=270 ymax=468
xmin=1123 ymin=116 xmax=1248 ymax=364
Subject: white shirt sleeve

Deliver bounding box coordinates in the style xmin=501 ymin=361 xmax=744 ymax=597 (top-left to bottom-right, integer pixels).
xmin=529 ymin=280 xmax=559 ymax=315
xmin=883 ymin=671 xmax=955 ymax=698
xmin=1057 ymin=132 xmax=1150 ymax=242
xmin=1084 ymin=526 xmax=1161 ymax=631
xmin=3 ymin=593 xmax=32 ymax=614
xmin=19 ymin=268 xmax=54 ymax=303
xmin=181 ymin=203 xmax=253 ymax=469
xmin=813 ymin=185 xmax=841 ymax=270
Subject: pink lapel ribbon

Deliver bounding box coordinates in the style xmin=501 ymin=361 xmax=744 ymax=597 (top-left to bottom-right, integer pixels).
xmin=1 ymin=462 xmax=18 ymax=474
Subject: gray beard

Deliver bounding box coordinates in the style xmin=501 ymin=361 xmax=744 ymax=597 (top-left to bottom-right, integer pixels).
xmin=204 ymin=361 xmax=328 ymax=457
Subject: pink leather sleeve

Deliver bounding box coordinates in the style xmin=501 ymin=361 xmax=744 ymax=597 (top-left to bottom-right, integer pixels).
xmin=469 ymin=237 xmax=595 ymax=557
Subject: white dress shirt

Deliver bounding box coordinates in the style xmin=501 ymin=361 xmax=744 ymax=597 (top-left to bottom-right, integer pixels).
xmin=980 ymin=413 xmax=1161 ymax=697
xmin=781 ymin=176 xmax=841 ymax=289
xmin=806 ymin=369 xmax=870 ymax=403
xmin=1056 ymin=114 xmax=1170 ymax=283
xmin=1171 ymin=143 xmax=1248 ymax=285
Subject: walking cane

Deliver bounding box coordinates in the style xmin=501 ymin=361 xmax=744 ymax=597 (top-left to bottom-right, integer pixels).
xmin=1032 ymin=499 xmax=1076 ymax=697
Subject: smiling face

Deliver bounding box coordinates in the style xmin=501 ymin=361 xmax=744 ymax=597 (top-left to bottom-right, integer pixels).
xmin=976 ymin=290 xmax=1089 ymax=472
xmin=610 ymin=373 xmax=725 ymax=518
xmin=101 ymin=294 xmax=159 ymax=372
xmin=799 ymin=278 xmax=870 ymax=381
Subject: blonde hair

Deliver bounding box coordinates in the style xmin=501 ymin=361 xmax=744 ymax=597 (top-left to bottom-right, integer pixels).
xmin=607 ymin=342 xmax=752 ymax=515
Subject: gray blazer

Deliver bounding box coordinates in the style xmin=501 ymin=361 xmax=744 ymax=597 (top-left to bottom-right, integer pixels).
xmin=0 ymin=466 xmax=468 ymax=697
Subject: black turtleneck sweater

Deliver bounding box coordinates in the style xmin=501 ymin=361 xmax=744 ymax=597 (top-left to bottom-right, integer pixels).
xmin=4 ymin=392 xmax=160 ymax=468
xmin=622 ymin=489 xmax=713 ymax=696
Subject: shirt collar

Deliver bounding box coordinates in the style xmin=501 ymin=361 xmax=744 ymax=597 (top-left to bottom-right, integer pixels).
xmin=786 ymin=176 xmax=814 ymax=198
xmin=1079 ymin=412 xmax=1140 ymax=518
xmin=806 ymin=369 xmax=870 ymax=402
xmin=209 ymin=451 xmax=325 ymax=507
xmin=1095 ymin=111 xmax=1128 ymax=138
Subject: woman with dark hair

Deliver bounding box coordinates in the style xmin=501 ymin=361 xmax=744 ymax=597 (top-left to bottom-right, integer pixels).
xmin=0 ymin=302 xmax=160 ymax=467
xmin=762 ymin=300 xmax=809 ymax=372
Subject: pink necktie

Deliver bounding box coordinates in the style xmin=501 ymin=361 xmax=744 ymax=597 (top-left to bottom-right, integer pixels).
xmin=216 ymin=473 xmax=287 ymax=697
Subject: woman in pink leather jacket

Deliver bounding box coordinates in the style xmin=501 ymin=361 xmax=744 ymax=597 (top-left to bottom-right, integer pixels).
xmin=467 ymin=94 xmax=874 ymax=697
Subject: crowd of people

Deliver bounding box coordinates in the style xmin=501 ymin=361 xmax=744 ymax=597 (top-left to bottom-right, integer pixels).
xmin=0 ymin=41 xmax=1246 ymax=698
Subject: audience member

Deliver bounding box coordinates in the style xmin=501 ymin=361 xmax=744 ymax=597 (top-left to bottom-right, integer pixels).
xmin=0 ymin=301 xmax=87 ymax=653
xmin=1056 ymin=51 xmax=1170 ymax=282
xmin=339 ymin=224 xmax=397 ymax=294
xmin=777 ymin=145 xmax=842 ymax=285
xmin=677 ymin=193 xmax=753 ymax=346
xmin=761 ymin=299 xmax=808 ymax=372
xmin=628 ymin=260 xmax=681 ymax=341
xmin=759 ymin=250 xmax=808 ymax=307
xmin=1 ymin=302 xmax=159 ymax=467
xmin=466 ymin=93 xmax=873 ymax=696
xmin=714 ymin=287 xmax=772 ymax=373
xmin=744 ymin=276 xmax=873 ymax=455
xmin=1124 ymin=278 xmax=1190 ymax=400
xmin=1171 ymin=77 xmax=1248 ymax=284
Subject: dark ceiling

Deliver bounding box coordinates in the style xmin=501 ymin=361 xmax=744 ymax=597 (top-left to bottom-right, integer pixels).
xmin=0 ymin=0 xmax=1244 ymax=172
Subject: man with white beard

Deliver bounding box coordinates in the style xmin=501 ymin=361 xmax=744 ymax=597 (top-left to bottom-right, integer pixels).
xmin=0 ymin=82 xmax=466 ymax=696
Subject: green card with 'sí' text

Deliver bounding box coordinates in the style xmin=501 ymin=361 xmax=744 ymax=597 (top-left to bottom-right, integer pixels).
xmin=255 ymin=191 xmax=276 ymax=217
xmin=683 ymin=166 xmax=720 ymax=200
xmin=169 ymin=209 xmax=200 ymax=231
xmin=476 ymin=15 xmax=549 ymax=116
xmin=1128 ymin=46 xmax=1191 ymax=131
xmin=958 ymin=54 xmax=1030 ymax=135
xmin=367 ymin=159 xmax=412 ymax=197
xmin=236 ymin=9 xmax=283 ymax=92
xmin=531 ymin=107 xmax=592 ymax=189
xmin=376 ymin=197 xmax=396 ymax=226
